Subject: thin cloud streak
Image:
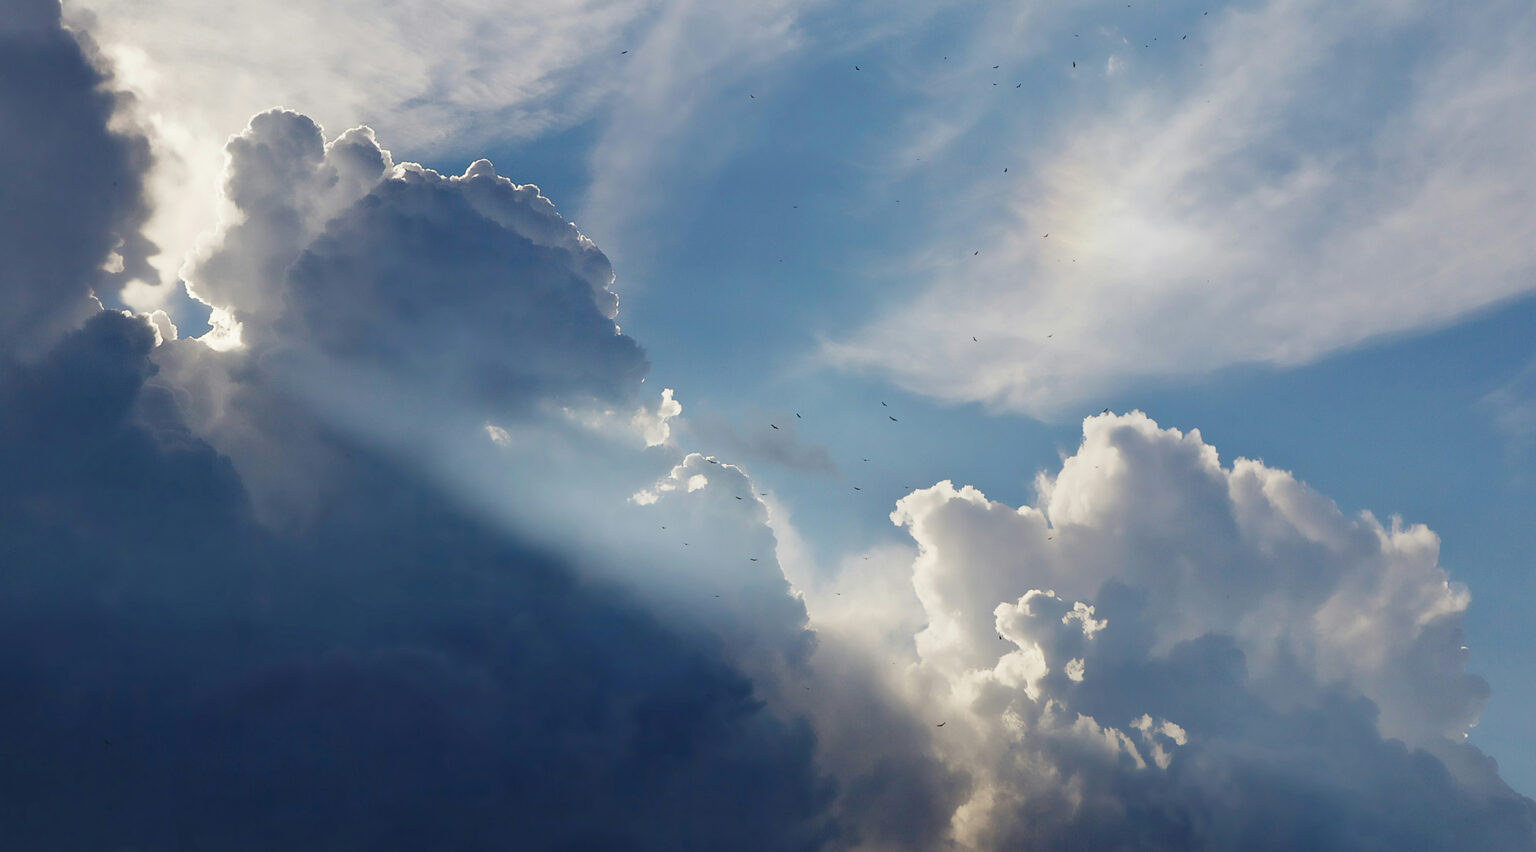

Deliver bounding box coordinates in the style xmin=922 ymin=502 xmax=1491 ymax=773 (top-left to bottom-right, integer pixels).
xmin=827 ymin=0 xmax=1536 ymax=417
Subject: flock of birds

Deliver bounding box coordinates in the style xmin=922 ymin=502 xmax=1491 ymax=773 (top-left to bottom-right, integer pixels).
xmin=630 ymin=8 xmax=1212 ymax=729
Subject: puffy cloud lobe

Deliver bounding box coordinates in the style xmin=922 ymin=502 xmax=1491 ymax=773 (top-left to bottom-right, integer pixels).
xmin=0 ymin=0 xmax=153 ymax=357
xmin=856 ymin=411 xmax=1536 ymax=848
xmin=190 ymin=109 xmax=645 ymax=410
xmin=628 ymin=453 xmax=817 ymax=675
xmin=631 ymin=386 xmax=682 ymax=446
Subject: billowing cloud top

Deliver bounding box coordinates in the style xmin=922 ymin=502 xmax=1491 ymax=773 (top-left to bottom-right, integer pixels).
xmin=189 ymin=109 xmax=646 ymax=409
xmin=792 ymin=412 xmax=1535 ymax=849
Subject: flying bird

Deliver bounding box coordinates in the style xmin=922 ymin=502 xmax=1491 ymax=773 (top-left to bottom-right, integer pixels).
xmin=881 ymin=401 xmax=887 ymax=406
xmin=621 ymin=50 xmax=629 ymax=54
xmin=973 ymin=336 xmax=978 ymax=341
xmin=1072 ymin=61 xmax=1076 ymax=67
xmin=750 ymin=558 xmax=759 ymax=561
xmin=855 ymin=65 xmax=861 ymax=70
xmin=889 ymin=416 xmax=898 ymax=422
xmin=771 ymin=424 xmax=779 ymax=429
xmin=854 ymin=486 xmax=862 ymax=491
xmin=1102 ymin=408 xmax=1110 ymax=414
xmin=796 ymin=413 xmax=802 ymax=418
xmin=1003 ymin=167 xmax=1008 ymax=173
xmin=993 ymin=65 xmax=999 ymax=68
xmin=936 ymin=722 xmax=946 ymax=727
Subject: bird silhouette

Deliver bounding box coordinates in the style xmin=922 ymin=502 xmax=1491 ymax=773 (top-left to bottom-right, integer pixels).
xmin=771 ymin=424 xmax=779 ymax=430
xmin=889 ymin=416 xmax=898 ymax=422
xmin=936 ymin=722 xmax=946 ymax=727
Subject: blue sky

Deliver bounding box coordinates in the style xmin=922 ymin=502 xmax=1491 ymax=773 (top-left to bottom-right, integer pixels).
xmin=6 ymin=0 xmax=1536 ymax=846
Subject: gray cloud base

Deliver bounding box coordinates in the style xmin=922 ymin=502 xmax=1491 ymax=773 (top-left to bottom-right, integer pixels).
xmin=0 ymin=0 xmax=153 ymax=357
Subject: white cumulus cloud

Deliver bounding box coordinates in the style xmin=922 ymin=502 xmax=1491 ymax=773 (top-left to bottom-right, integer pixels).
xmin=798 ymin=410 xmax=1535 ymax=848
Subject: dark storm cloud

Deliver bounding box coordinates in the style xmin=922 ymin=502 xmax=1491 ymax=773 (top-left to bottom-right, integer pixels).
xmin=0 ymin=0 xmax=153 ymax=357
xmin=0 ymin=312 xmax=838 ymax=851
xmin=0 ymin=10 xmax=836 ymax=849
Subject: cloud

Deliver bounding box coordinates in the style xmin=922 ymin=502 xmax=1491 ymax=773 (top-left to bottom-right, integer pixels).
xmin=0 ymin=313 xmax=838 ymax=850
xmin=827 ymin=0 xmax=1536 ymax=417
xmin=631 ymin=386 xmax=683 ymax=446
xmin=185 ymin=110 xmax=646 ymax=412
xmin=0 ymin=0 xmax=153 ymax=356
xmin=808 ymin=410 xmax=1535 ymax=847
xmin=1484 ymin=359 xmax=1536 ymax=444
xmin=577 ymin=0 xmax=811 ymax=256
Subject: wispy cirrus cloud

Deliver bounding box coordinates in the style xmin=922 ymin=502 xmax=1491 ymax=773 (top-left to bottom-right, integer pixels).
xmin=827 ymin=0 xmax=1536 ymax=417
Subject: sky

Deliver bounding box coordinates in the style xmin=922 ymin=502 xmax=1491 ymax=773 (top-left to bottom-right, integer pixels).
xmin=4 ymin=0 xmax=1536 ymax=847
